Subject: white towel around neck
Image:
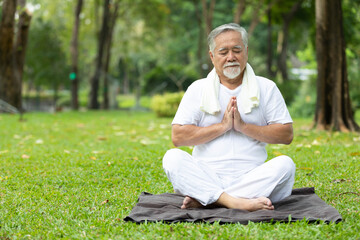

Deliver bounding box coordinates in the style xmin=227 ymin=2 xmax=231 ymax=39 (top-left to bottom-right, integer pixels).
xmin=200 ymin=63 xmax=260 ymax=115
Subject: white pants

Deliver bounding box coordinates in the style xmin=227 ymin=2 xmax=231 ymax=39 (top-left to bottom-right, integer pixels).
xmin=163 ymin=148 xmax=295 ymax=206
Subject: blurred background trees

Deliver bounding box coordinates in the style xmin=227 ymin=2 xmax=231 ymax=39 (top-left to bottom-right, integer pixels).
xmin=0 ymin=0 xmax=359 ymax=130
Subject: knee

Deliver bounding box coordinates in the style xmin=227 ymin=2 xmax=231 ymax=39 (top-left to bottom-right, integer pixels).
xmin=273 ymin=155 xmax=296 ymax=178
xmin=281 ymin=155 xmax=296 ymax=177
xmin=162 ymin=148 xmax=185 ymax=173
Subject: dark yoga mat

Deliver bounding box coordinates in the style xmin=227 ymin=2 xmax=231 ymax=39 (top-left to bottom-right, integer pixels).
xmin=124 ymin=187 xmax=342 ymax=224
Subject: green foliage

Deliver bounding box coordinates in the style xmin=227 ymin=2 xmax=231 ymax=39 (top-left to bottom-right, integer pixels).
xmin=346 ymin=49 xmax=360 ymax=111
xmin=5 ymin=0 xmax=360 ymax=118
xmin=150 ymin=91 xmax=184 ymax=117
xmin=0 ymin=112 xmax=359 ymax=238
xmin=296 ymin=42 xmax=317 ymax=69
xmin=277 ymin=79 xmax=303 ymax=106
xmin=143 ymin=64 xmax=198 ymax=94
xmin=288 ymin=76 xmax=317 ymax=118
xmin=25 ymin=18 xmax=70 ymax=90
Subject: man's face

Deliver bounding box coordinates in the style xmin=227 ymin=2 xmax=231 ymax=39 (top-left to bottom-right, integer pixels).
xmin=209 ymin=31 xmax=248 ymax=81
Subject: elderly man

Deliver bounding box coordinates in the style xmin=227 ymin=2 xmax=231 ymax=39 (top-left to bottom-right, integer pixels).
xmin=162 ymin=23 xmax=295 ymax=211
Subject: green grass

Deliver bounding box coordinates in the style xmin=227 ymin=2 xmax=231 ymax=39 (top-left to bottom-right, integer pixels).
xmin=0 ymin=111 xmax=359 ymax=239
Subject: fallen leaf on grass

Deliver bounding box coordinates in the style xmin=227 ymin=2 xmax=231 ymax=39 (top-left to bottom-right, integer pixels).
xmin=101 ymin=199 xmax=109 ymax=205
xmin=133 ymin=157 xmax=139 ymax=160
xmin=97 ymin=136 xmax=107 ymax=141
xmin=271 ymin=146 xmax=281 ymax=149
xmin=311 ymin=140 xmax=321 ymax=145
xmin=21 ymin=154 xmax=30 ymax=159
xmin=349 ymin=152 xmax=360 ymax=156
xmin=0 ymin=150 xmax=9 ymax=155
xmin=272 ymin=151 xmax=283 ymax=156
xmin=90 ymin=156 xmax=96 ymax=160
xmin=297 ymin=167 xmax=313 ymax=171
xmin=140 ymin=139 xmax=155 ymax=145
xmin=337 ymin=191 xmax=360 ymax=196
xmin=331 ymin=179 xmax=351 ymax=183
xmin=92 ymin=151 xmax=104 ymax=154
xmin=0 ymin=176 xmax=9 ymax=181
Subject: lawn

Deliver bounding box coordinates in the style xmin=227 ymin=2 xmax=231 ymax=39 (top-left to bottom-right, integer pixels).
xmin=0 ymin=111 xmax=359 ymax=239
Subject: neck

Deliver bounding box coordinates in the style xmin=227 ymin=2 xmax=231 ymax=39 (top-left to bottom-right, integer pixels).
xmin=219 ymin=71 xmax=244 ymax=90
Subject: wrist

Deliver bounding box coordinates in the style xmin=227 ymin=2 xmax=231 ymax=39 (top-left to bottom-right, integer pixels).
xmin=235 ymin=121 xmax=247 ymax=133
xmin=220 ymin=122 xmax=231 ymax=133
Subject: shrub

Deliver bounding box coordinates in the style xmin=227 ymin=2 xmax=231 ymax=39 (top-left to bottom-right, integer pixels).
xmin=150 ymin=91 xmax=184 ymax=117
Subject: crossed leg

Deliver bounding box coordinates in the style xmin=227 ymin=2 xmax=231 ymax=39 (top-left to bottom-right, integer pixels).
xmin=163 ymin=149 xmax=295 ymax=211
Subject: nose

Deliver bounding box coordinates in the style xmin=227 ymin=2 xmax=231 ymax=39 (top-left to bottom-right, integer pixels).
xmin=227 ymin=51 xmax=236 ymax=61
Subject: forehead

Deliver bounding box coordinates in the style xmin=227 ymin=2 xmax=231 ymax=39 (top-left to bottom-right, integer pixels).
xmin=214 ymin=31 xmax=243 ymax=50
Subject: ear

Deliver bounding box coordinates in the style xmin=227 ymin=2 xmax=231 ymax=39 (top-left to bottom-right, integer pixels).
xmin=209 ymin=51 xmax=214 ymax=64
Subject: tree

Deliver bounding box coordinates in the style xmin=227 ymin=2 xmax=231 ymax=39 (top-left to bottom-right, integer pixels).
xmin=314 ymin=0 xmax=359 ymax=131
xmin=0 ymin=0 xmax=17 ymax=108
xmin=70 ymin=0 xmax=83 ymax=110
xmin=102 ymin=1 xmax=119 ymax=109
xmin=0 ymin=0 xmax=31 ymax=111
xmin=88 ymin=0 xmax=110 ymax=109
xmin=233 ymin=0 xmax=246 ymax=24
xmin=276 ymin=0 xmax=304 ymax=82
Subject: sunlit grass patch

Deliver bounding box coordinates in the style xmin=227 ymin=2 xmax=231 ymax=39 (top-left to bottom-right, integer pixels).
xmin=0 ymin=111 xmax=359 ymax=239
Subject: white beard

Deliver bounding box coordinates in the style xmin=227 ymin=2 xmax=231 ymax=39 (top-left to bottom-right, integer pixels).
xmin=223 ymin=65 xmax=241 ymax=79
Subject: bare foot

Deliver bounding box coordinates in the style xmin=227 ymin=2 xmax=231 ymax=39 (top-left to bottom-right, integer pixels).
xmin=181 ymin=196 xmax=203 ymax=209
xmin=244 ymin=197 xmax=274 ymax=211
xmin=217 ymin=193 xmax=274 ymax=211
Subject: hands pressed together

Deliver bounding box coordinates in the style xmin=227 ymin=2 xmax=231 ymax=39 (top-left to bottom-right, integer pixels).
xmin=222 ymin=96 xmax=246 ymax=133
xmin=172 ymin=96 xmax=293 ymax=147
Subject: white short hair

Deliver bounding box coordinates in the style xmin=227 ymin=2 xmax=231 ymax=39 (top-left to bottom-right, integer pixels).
xmin=208 ymin=23 xmax=248 ymax=53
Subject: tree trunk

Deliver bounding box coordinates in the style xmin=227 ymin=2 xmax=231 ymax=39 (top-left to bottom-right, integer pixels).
xmin=102 ymin=1 xmax=119 ymax=109
xmin=70 ymin=0 xmax=83 ymax=110
xmin=247 ymin=0 xmax=281 ymax=37
xmin=266 ymin=8 xmax=276 ymax=78
xmin=277 ymin=0 xmax=303 ymax=82
xmin=193 ymin=0 xmax=204 ymax=76
xmin=315 ymin=0 xmax=359 ymax=131
xmin=201 ymin=0 xmax=216 ymax=36
xmin=13 ymin=0 xmax=32 ymax=112
xmin=233 ymin=0 xmax=246 ymax=24
xmin=201 ymin=0 xmax=216 ymax=71
xmin=0 ymin=0 xmax=17 ymax=108
xmin=248 ymin=0 xmax=264 ymax=36
xmin=89 ymin=0 xmax=110 ymax=109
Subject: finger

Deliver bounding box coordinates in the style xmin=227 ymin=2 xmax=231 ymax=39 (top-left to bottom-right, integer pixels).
xmin=232 ymin=97 xmax=237 ymax=108
xmin=226 ymin=99 xmax=233 ymax=112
